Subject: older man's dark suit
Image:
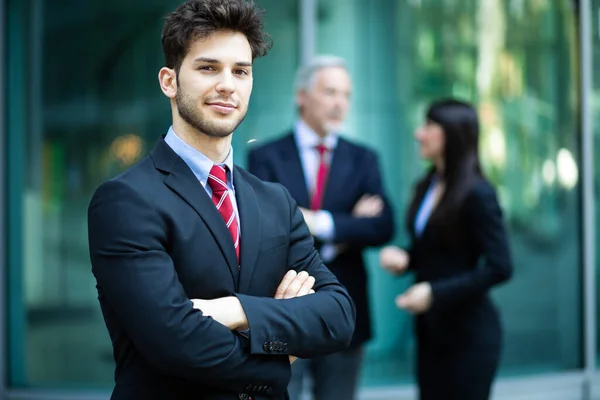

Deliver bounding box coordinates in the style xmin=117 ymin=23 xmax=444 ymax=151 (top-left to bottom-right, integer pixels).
xmin=248 ymin=132 xmax=394 ymax=349
xmin=87 ymin=137 xmax=356 ymax=400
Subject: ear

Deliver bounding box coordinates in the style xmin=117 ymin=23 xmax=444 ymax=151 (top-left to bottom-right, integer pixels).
xmin=158 ymin=67 xmax=177 ymax=99
xmin=296 ymin=89 xmax=308 ymax=109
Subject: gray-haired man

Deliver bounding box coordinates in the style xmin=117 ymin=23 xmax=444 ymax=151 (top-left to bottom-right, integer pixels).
xmin=248 ymin=55 xmax=395 ymax=400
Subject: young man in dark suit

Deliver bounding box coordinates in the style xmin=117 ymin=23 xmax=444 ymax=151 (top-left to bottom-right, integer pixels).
xmin=248 ymin=55 xmax=395 ymax=400
xmin=87 ymin=2 xmax=355 ymax=399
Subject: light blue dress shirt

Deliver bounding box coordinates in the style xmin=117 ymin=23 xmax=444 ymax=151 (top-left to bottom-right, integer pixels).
xmin=414 ymin=175 xmax=438 ymax=237
xmin=293 ymin=120 xmax=339 ymax=262
xmin=164 ymin=126 xmax=240 ymax=224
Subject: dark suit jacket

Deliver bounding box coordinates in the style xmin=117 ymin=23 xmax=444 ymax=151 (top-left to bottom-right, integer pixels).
xmin=87 ymin=137 xmax=356 ymax=400
xmin=248 ymin=132 xmax=394 ymax=348
xmin=406 ymin=174 xmax=513 ymax=347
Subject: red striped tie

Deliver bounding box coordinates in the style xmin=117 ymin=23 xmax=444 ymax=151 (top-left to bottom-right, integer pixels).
xmin=207 ymin=165 xmax=240 ymax=263
xmin=310 ymin=144 xmax=329 ymax=210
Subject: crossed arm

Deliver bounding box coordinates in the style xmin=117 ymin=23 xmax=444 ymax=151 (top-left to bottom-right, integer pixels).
xmin=250 ymin=148 xmax=395 ymax=251
xmin=193 ymin=269 xmax=316 ymax=364
xmin=88 ymin=180 xmax=355 ymax=394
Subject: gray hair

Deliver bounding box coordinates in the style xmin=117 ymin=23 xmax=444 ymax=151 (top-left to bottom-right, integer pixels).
xmin=294 ymin=55 xmax=348 ymax=92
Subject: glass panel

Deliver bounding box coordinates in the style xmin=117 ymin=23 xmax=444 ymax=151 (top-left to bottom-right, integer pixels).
xmin=317 ymin=0 xmax=581 ymax=388
xmin=591 ymin=0 xmax=600 ymax=366
xmin=6 ymin=0 xmax=298 ymax=387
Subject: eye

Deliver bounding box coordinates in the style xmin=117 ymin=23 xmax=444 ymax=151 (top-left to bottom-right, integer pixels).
xmin=198 ymin=66 xmax=216 ymax=71
xmin=234 ymin=69 xmax=249 ymax=76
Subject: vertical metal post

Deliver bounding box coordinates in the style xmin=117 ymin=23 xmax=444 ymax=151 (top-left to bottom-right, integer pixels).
xmin=299 ymin=0 xmax=317 ymax=65
xmin=580 ymin=0 xmax=596 ymax=399
xmin=0 ymin=0 xmax=7 ymax=395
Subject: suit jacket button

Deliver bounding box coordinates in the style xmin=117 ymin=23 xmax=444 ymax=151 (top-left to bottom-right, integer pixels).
xmin=269 ymin=343 xmax=276 ymax=351
xmin=245 ymin=384 xmax=253 ymax=391
xmin=238 ymin=394 xmax=249 ymax=400
xmin=263 ymin=342 xmax=270 ymax=352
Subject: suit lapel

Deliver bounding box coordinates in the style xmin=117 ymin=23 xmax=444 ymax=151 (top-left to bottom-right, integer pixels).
xmin=151 ymin=138 xmax=239 ymax=285
xmin=279 ymin=135 xmax=310 ymax=208
xmin=322 ymin=138 xmax=353 ymax=209
xmin=234 ymin=168 xmax=261 ymax=293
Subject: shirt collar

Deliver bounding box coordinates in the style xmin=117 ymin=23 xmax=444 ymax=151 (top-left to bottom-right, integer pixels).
xmin=164 ymin=126 xmax=234 ymax=188
xmin=294 ymin=119 xmax=339 ymax=151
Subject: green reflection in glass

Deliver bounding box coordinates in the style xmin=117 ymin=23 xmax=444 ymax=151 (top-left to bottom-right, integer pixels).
xmin=6 ymin=0 xmax=298 ymax=388
xmin=317 ymin=0 xmax=580 ymax=387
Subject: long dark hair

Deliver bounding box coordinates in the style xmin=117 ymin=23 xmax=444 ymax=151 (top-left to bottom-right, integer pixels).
xmin=408 ymin=98 xmax=483 ymax=245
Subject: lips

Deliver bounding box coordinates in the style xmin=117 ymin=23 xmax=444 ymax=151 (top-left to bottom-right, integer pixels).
xmin=207 ymin=102 xmax=237 ymax=114
xmin=207 ymin=102 xmax=236 ymax=108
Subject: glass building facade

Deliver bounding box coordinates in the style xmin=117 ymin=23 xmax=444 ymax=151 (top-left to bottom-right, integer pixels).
xmin=1 ymin=0 xmax=599 ymax=398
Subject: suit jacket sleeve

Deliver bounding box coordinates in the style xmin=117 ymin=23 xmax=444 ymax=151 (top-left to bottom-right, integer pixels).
xmin=88 ymin=180 xmax=290 ymax=394
xmin=235 ymin=184 xmax=356 ymax=359
xmin=429 ymin=181 xmax=513 ymax=306
xmin=330 ymin=150 xmax=395 ymax=246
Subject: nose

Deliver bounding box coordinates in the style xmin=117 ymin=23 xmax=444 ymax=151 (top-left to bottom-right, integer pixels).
xmin=333 ymin=95 xmax=349 ymax=117
xmin=216 ymin=70 xmax=235 ymax=95
xmin=414 ymin=128 xmax=423 ymax=141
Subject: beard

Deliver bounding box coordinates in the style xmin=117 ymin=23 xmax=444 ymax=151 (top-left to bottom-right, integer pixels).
xmin=323 ymin=120 xmax=345 ymax=134
xmin=176 ymin=87 xmax=247 ymax=138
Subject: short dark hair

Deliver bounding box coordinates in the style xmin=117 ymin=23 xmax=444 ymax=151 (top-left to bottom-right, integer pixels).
xmin=162 ymin=0 xmax=272 ymax=74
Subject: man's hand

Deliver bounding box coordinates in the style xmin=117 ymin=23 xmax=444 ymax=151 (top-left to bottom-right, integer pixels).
xmin=379 ymin=246 xmax=410 ymax=275
xmin=395 ymin=282 xmax=432 ymax=314
xmin=274 ymin=270 xmax=316 ymax=299
xmin=275 ymin=270 xmax=316 ymax=364
xmin=352 ymin=194 xmax=383 ymax=218
xmin=191 ymin=297 xmax=248 ymax=331
xmin=298 ymin=207 xmax=316 ymax=234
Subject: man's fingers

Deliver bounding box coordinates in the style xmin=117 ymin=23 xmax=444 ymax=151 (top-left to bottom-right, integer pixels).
xmin=283 ymin=271 xmax=310 ymax=299
xmin=276 ymin=271 xmax=317 ymax=299
xmin=358 ymin=195 xmax=374 ymax=208
xmin=353 ymin=195 xmax=384 ymax=217
xmin=371 ymin=197 xmax=383 ymax=215
xmin=296 ymin=276 xmax=316 ymax=297
xmin=274 ymin=270 xmax=297 ymax=299
xmin=366 ymin=196 xmax=383 ymax=216
xmin=352 ymin=195 xmax=369 ymax=213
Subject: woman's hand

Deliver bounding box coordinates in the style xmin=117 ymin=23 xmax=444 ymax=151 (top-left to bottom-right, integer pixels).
xmin=379 ymin=246 xmax=410 ymax=275
xmin=396 ymin=282 xmax=433 ymax=314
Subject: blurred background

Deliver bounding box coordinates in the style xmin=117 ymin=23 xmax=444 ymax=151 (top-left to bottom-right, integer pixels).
xmin=3 ymin=0 xmax=600 ymax=399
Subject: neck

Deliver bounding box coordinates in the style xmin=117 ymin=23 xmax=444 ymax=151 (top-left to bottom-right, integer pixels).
xmin=434 ymin=157 xmax=444 ymax=175
xmin=301 ymin=117 xmax=328 ymax=138
xmin=172 ymin=118 xmax=232 ymax=164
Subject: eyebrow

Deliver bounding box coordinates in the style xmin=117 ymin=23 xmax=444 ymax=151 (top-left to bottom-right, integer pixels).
xmin=193 ymin=57 xmax=252 ymax=67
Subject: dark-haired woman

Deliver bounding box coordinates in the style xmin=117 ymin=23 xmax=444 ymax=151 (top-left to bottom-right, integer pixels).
xmin=379 ymin=99 xmax=513 ymax=400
